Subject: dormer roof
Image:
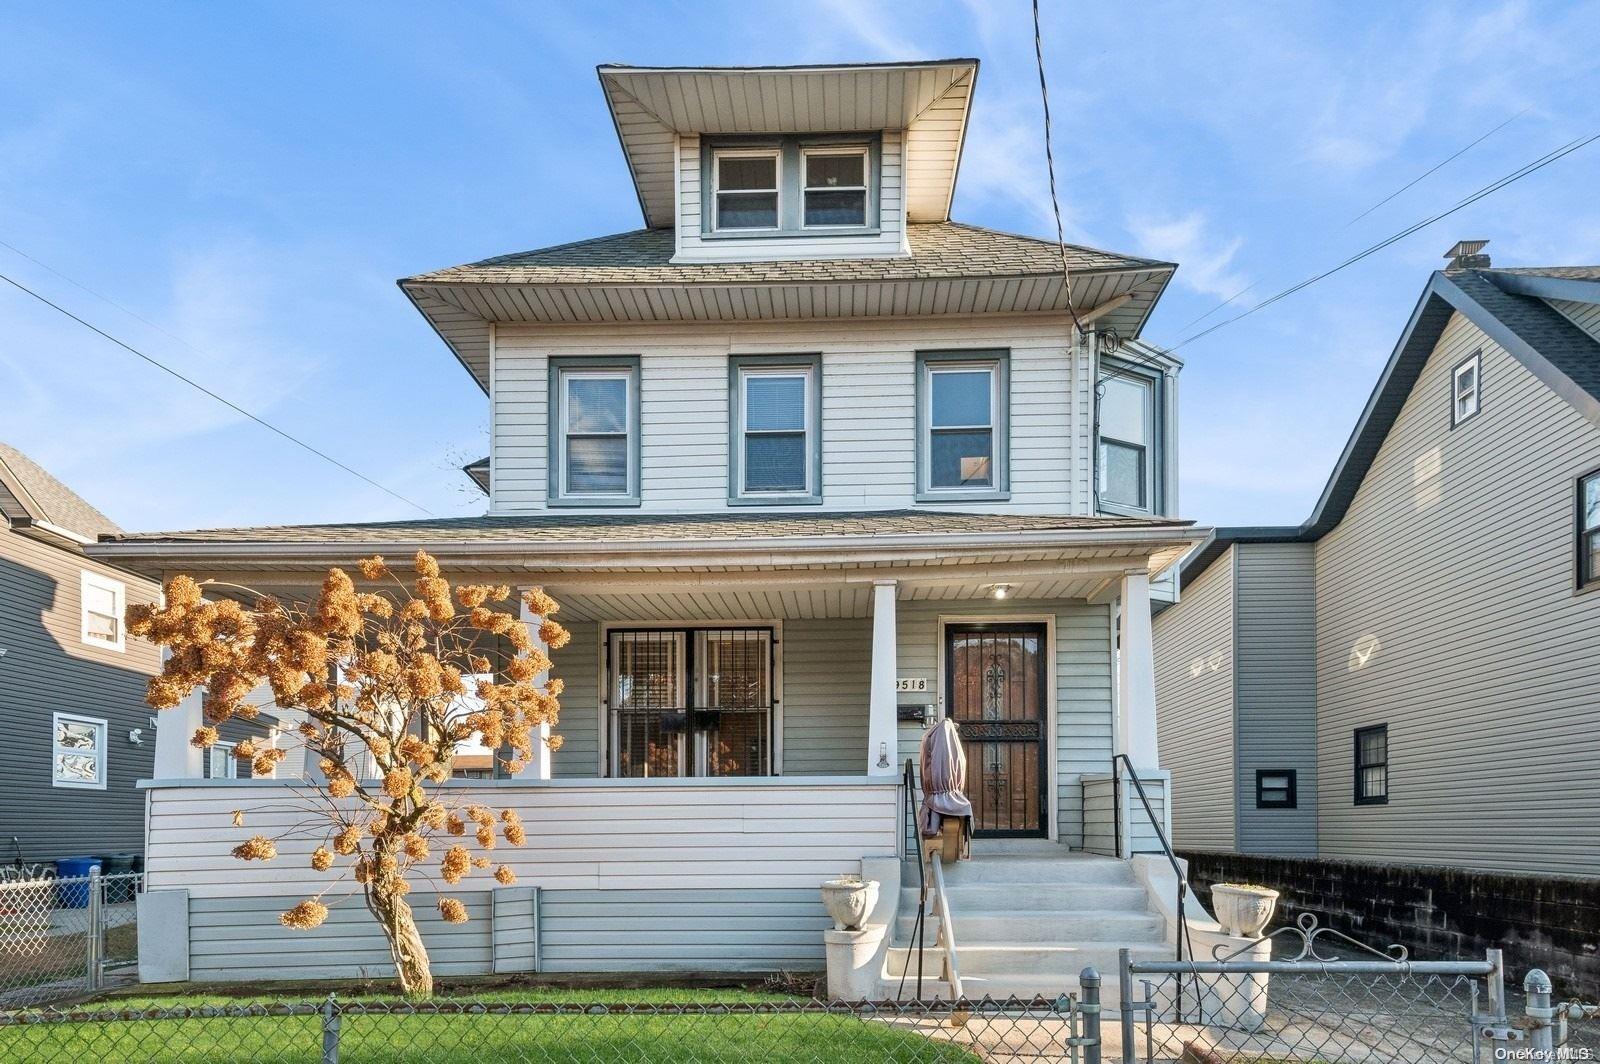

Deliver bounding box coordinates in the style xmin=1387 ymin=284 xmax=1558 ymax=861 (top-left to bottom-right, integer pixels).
xmin=599 ymin=59 xmax=979 ymax=229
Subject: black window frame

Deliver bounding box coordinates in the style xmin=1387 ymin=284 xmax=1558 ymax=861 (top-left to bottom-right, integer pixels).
xmin=1353 ymin=724 xmax=1389 ymax=806
xmin=1254 ymin=769 xmax=1298 ymax=809
xmin=1578 ymin=466 xmax=1600 ymax=592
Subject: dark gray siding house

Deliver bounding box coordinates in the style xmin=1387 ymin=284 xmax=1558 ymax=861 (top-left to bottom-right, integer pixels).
xmin=0 ymin=442 xmax=161 ymax=864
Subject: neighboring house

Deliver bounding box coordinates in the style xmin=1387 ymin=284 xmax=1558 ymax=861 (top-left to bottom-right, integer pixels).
xmin=1154 ymin=244 xmax=1600 ymax=877
xmin=0 ymin=442 xmax=160 ymax=864
xmin=91 ymin=59 xmax=1209 ymax=992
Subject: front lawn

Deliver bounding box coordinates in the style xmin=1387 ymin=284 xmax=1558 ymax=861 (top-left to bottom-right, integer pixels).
xmin=0 ymin=987 xmax=984 ymax=1063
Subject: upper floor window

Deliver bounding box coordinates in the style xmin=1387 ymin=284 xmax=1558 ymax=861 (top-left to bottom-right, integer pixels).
xmin=729 ymin=356 xmax=821 ymax=504
xmin=1354 ymin=724 xmax=1389 ymax=805
xmin=548 ymin=358 xmax=640 ymax=506
xmin=917 ymin=350 xmax=1009 ymax=500
xmin=81 ymin=571 xmax=125 ymax=652
xmin=713 ymin=150 xmax=780 ymax=231
xmin=52 ymin=713 xmax=107 ymax=790
xmin=802 ymin=149 xmax=868 ymax=228
xmin=1097 ymin=359 xmax=1168 ymax=516
xmin=1451 ymin=352 xmax=1481 ymax=426
xmin=1580 ymin=468 xmax=1600 ymax=589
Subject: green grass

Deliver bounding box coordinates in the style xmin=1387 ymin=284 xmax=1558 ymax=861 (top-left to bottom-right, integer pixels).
xmin=0 ymin=987 xmax=983 ymax=1063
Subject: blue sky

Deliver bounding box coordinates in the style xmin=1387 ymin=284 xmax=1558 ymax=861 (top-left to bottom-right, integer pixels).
xmin=3 ymin=0 xmax=1598 ymax=532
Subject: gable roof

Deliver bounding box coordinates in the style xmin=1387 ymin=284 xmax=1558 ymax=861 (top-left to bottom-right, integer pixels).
xmin=1179 ymin=265 xmax=1600 ymax=588
xmin=598 ymin=59 xmax=980 ymax=228
xmin=463 ymin=457 xmax=490 ymax=495
xmin=0 ymin=442 xmax=122 ymax=545
xmin=400 ymin=221 xmax=1175 ymax=393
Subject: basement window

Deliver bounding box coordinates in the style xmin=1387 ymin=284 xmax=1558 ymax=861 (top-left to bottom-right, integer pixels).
xmin=1354 ymin=724 xmax=1389 ymax=805
xmin=1451 ymin=352 xmax=1481 ymax=426
xmin=1255 ymin=770 xmax=1298 ymax=809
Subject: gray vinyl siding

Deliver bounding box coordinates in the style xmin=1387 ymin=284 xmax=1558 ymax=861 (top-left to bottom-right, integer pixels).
xmin=188 ymin=891 xmax=493 ymax=981
xmin=1549 ymin=298 xmax=1600 ymax=345
xmin=548 ymin=619 xmax=600 ymax=778
xmin=1152 ymin=547 xmax=1237 ymax=852
xmin=0 ymin=528 xmax=159 ymax=863
xmin=1233 ymin=543 xmax=1318 ymax=857
xmin=1314 ymin=311 xmax=1600 ymax=875
xmin=539 ymin=888 xmax=829 ymax=972
xmin=781 ymin=617 xmax=870 ymax=775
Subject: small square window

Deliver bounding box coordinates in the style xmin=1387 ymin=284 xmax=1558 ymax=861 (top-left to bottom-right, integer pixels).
xmin=52 ymin=713 xmax=107 ymax=790
xmin=1452 ymin=352 xmax=1481 ymax=426
xmin=714 ymin=151 xmax=780 ymax=231
xmin=1354 ymin=724 xmax=1388 ymax=805
xmin=1255 ymin=770 xmax=1298 ymax=809
xmin=81 ymin=571 xmax=125 ymax=652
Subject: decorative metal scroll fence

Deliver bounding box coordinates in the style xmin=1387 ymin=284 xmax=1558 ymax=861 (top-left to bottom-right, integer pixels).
xmin=0 ymin=872 xmax=141 ymax=1007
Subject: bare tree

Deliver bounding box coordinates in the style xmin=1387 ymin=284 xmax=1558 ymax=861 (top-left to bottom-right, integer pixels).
xmin=128 ymin=551 xmax=568 ymax=999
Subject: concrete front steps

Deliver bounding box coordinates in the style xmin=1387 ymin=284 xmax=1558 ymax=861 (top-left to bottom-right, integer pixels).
xmin=882 ymin=841 xmax=1172 ymax=1003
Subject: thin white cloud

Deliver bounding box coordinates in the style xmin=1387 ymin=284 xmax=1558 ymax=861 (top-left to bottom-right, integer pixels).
xmin=1125 ymin=212 xmax=1248 ymax=302
xmin=810 ymin=0 xmax=923 ymax=60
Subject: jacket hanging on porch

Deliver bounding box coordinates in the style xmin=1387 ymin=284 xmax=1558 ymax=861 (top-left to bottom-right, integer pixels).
xmin=918 ymin=717 xmax=973 ymax=851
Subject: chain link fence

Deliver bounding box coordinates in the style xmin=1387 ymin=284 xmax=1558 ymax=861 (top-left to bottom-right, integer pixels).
xmin=0 ymin=991 xmax=1105 ymax=1063
xmin=0 ymin=872 xmax=141 ymax=1008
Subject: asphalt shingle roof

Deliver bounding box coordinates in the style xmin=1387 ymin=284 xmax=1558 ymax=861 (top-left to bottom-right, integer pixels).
xmin=403 ymin=222 xmax=1170 ymax=287
xmin=1485 ymin=266 xmax=1600 ymax=281
xmin=0 ymin=442 xmax=121 ymax=540
xmin=104 ymin=510 xmax=1190 ymax=546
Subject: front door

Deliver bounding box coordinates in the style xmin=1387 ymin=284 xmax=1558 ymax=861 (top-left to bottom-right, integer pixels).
xmin=944 ymin=623 xmax=1048 ymax=837
xmin=607 ymin=627 xmax=774 ymax=778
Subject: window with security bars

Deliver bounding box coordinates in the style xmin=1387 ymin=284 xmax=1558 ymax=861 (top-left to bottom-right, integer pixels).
xmin=1354 ymin=724 xmax=1388 ymax=805
xmin=608 ymin=627 xmax=774 ymax=778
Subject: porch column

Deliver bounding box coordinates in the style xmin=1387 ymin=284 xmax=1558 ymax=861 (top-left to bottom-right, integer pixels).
xmin=867 ymin=579 xmax=898 ymax=777
xmin=513 ymin=594 xmax=552 ymax=780
xmin=1116 ymin=569 xmax=1160 ymax=769
xmin=153 ymin=649 xmax=204 ymax=779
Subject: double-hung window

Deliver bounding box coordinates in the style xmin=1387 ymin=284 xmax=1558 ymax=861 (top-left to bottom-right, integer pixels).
xmin=1452 ymin=352 xmax=1481 ymax=426
xmin=549 ymin=359 xmax=640 ymax=505
xmin=1354 ymin=724 xmax=1389 ymax=805
xmin=917 ymin=351 xmax=1009 ymax=499
xmin=1580 ymin=469 xmax=1600 ymax=589
xmin=81 ymin=571 xmax=125 ymax=652
xmin=729 ymin=356 xmax=821 ymax=503
xmin=802 ymin=148 xmax=868 ymax=228
xmin=713 ymin=150 xmax=780 ymax=231
xmin=1097 ymin=362 xmax=1166 ymax=515
xmin=52 ymin=713 xmax=107 ymax=789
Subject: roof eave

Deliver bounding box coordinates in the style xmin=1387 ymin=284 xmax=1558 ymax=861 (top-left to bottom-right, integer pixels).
xmin=1485 ymin=271 xmax=1600 ymax=305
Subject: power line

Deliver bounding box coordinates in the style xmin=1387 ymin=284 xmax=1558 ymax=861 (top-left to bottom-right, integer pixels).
xmin=0 ymin=267 xmax=435 ymax=516
xmin=1344 ymin=108 xmax=1528 ymax=228
xmin=1031 ymin=0 xmax=1084 ymax=335
xmin=1166 ymin=131 xmax=1599 ymax=353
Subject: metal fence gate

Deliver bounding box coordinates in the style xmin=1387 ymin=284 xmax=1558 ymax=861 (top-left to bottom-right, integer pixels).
xmin=0 ymin=871 xmax=141 ymax=1007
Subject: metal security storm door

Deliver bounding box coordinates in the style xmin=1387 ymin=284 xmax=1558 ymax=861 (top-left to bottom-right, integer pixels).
xmin=607 ymin=627 xmax=775 ymax=778
xmin=945 ymin=623 xmax=1048 ymax=837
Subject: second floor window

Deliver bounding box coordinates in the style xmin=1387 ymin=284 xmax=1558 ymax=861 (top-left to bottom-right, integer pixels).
xmin=550 ymin=359 xmax=639 ymax=505
xmin=1354 ymin=724 xmax=1389 ymax=805
xmin=730 ymin=356 xmax=820 ymax=503
xmin=918 ymin=351 xmax=1009 ymax=499
xmin=713 ymin=151 xmax=780 ymax=231
xmin=1452 ymin=351 xmax=1481 ymax=426
xmin=1097 ymin=356 xmax=1171 ymax=516
xmin=81 ymin=571 xmax=125 ymax=651
xmin=1580 ymin=469 xmax=1600 ymax=589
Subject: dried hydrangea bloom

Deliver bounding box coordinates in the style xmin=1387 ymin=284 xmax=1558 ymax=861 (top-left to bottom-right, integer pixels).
xmin=280 ymin=900 xmax=328 ymax=930
xmin=310 ymin=847 xmax=334 ymax=872
xmin=357 ymin=555 xmax=390 ymax=581
xmin=504 ymin=822 xmax=526 ymax=846
xmin=437 ymin=897 xmax=468 ymax=924
xmin=232 ymin=836 xmax=278 ymax=862
xmin=191 ymin=726 xmax=219 ymax=749
xmin=333 ymin=825 xmax=361 ymax=855
xmin=383 ymin=767 xmax=413 ymax=799
xmin=440 ymin=845 xmax=470 ymax=885
xmin=401 ymin=834 xmax=428 ymax=861
xmin=494 ymin=865 xmax=517 ymax=885
xmin=446 ymin=815 xmax=466 ymax=836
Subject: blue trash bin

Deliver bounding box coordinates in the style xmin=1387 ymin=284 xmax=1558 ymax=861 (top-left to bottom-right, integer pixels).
xmin=55 ymin=856 xmax=101 ymax=908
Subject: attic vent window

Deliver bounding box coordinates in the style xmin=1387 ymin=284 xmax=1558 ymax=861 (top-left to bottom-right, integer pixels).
xmin=803 ymin=149 xmax=867 ymax=227
xmin=713 ymin=151 xmax=780 ymax=231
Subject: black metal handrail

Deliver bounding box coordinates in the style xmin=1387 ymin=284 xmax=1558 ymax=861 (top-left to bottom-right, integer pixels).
xmin=897 ymin=758 xmax=929 ymax=1000
xmin=1111 ymin=753 xmax=1194 ymax=969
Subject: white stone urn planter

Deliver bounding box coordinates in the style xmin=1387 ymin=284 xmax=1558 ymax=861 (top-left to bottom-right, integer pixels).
xmin=1211 ymin=883 xmax=1280 ymax=938
xmin=819 ymin=877 xmax=879 ymax=931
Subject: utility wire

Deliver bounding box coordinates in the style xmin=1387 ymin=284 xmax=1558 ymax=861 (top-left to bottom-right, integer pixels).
xmin=0 ymin=268 xmax=435 ymax=516
xmin=1344 ymin=108 xmax=1528 ymax=228
xmin=1031 ymin=0 xmax=1084 ymax=335
xmin=1166 ymin=131 xmax=1599 ymax=353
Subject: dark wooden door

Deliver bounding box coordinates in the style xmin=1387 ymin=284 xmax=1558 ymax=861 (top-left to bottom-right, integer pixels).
xmin=944 ymin=623 xmax=1048 ymax=837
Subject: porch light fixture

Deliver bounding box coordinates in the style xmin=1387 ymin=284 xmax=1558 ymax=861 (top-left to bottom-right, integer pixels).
xmin=877 ymin=742 xmax=889 ymax=769
xmin=989 ymin=583 xmax=1012 ymax=600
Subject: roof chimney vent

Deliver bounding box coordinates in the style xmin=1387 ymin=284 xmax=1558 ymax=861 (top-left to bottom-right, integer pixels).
xmin=1445 ymin=240 xmax=1490 ymax=271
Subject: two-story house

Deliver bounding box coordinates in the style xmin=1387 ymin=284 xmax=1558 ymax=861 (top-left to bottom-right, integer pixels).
xmin=92 ymin=59 xmax=1207 ymax=995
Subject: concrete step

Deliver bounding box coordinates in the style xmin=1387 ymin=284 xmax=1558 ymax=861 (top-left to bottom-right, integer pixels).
xmin=897 ymin=883 xmax=1150 ymax=912
xmin=883 ymin=943 xmax=1171 ymax=1004
xmin=894 ymin=909 xmax=1165 ymax=944
xmin=910 ymin=855 xmax=1137 ymax=886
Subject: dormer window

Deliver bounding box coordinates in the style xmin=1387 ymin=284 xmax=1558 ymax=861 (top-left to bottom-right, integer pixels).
xmin=803 ymin=149 xmax=868 ymax=228
xmin=713 ymin=151 xmax=780 ymax=231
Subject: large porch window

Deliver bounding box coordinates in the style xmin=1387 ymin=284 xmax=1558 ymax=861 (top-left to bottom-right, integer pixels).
xmin=607 ymin=626 xmax=774 ymax=778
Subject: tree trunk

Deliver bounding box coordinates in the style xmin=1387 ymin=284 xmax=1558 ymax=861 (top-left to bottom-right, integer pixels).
xmin=369 ymin=885 xmax=433 ymax=999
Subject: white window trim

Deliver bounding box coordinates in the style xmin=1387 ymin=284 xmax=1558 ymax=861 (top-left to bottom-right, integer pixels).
xmin=51 ymin=712 xmax=107 ymax=790
xmin=800 ymin=146 xmax=870 ymax=230
xmin=80 ymin=570 xmax=126 ymax=652
xmin=1098 ymin=370 xmax=1158 ymax=516
xmin=557 ymin=367 xmax=635 ymax=500
xmin=207 ymin=746 xmax=239 ymax=780
xmin=1452 ymin=352 xmax=1481 ymax=426
xmin=712 ymin=148 xmax=782 ymax=233
xmin=736 ymin=364 xmax=815 ymax=498
xmin=923 ymin=361 xmax=1000 ymax=494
